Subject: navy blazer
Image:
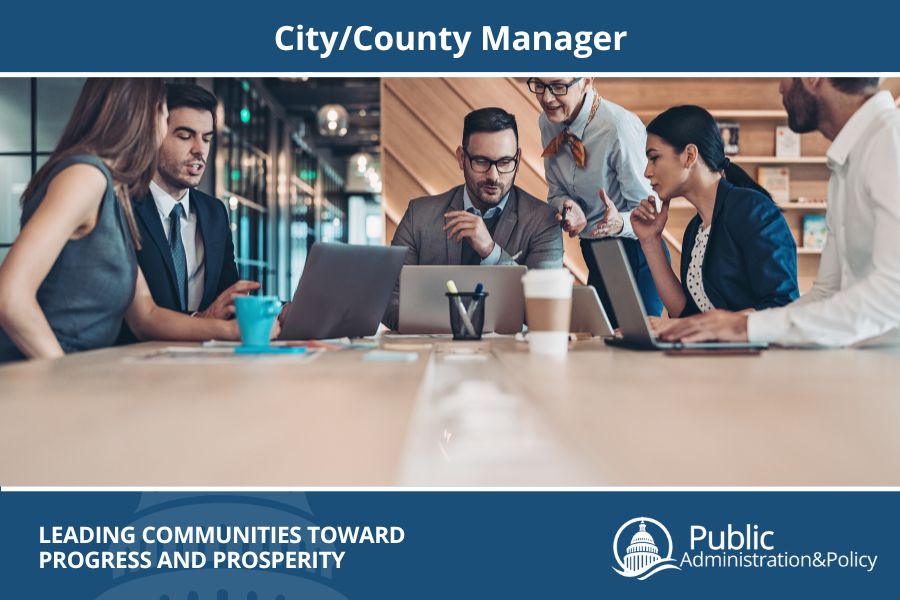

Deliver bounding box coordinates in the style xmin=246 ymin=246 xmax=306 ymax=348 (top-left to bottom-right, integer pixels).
xmin=117 ymin=188 xmax=238 ymax=343
xmin=679 ymin=179 xmax=799 ymax=317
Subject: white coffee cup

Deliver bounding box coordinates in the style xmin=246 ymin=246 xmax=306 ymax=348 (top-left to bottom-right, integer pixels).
xmin=521 ymin=269 xmax=574 ymax=356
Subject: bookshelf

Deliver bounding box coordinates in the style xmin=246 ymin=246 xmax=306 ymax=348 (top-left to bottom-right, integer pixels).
xmin=670 ymin=199 xmax=827 ymax=211
xmin=732 ymin=156 xmax=828 ymax=164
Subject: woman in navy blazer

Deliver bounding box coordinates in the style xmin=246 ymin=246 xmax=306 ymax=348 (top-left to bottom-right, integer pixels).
xmin=630 ymin=105 xmax=799 ymax=318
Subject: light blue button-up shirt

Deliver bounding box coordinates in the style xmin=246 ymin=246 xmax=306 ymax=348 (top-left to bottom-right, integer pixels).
xmin=462 ymin=186 xmax=508 ymax=265
xmin=539 ymin=86 xmax=654 ymax=239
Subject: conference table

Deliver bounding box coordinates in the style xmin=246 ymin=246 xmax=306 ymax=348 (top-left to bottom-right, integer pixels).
xmin=2 ymin=336 xmax=899 ymax=487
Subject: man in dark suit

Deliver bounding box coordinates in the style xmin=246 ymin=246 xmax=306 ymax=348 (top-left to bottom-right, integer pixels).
xmin=382 ymin=107 xmax=564 ymax=330
xmin=122 ymin=84 xmax=256 ymax=343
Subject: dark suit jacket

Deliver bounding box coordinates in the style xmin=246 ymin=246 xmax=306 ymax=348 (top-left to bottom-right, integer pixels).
xmin=680 ymin=179 xmax=799 ymax=316
xmin=117 ymin=188 xmax=238 ymax=343
xmin=382 ymin=184 xmax=564 ymax=330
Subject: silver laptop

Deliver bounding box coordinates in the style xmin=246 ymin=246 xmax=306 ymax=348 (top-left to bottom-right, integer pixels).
xmin=571 ymin=285 xmax=614 ymax=338
xmin=590 ymin=239 xmax=768 ymax=351
xmin=398 ymin=265 xmax=527 ymax=334
xmin=279 ymin=243 xmax=407 ymax=340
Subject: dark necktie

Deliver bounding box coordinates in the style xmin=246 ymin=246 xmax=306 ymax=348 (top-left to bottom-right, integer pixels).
xmin=461 ymin=209 xmax=503 ymax=265
xmin=168 ymin=203 xmax=188 ymax=311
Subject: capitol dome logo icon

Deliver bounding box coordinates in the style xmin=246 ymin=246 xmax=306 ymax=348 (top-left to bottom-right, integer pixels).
xmin=612 ymin=517 xmax=681 ymax=580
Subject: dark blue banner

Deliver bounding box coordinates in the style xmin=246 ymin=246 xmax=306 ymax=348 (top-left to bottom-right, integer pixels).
xmin=1 ymin=490 xmax=896 ymax=598
xmin=2 ymin=0 xmax=897 ymax=71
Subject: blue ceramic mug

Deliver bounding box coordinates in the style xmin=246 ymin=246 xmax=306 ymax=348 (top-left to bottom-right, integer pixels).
xmin=234 ymin=296 xmax=281 ymax=348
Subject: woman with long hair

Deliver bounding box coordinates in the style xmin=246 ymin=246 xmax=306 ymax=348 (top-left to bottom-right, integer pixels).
xmin=631 ymin=105 xmax=799 ymax=318
xmin=0 ymin=78 xmax=250 ymax=362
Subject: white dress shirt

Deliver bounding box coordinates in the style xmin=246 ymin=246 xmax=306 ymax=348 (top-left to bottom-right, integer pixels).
xmin=462 ymin=186 xmax=508 ymax=265
xmin=539 ymin=86 xmax=654 ymax=239
xmin=748 ymin=91 xmax=900 ymax=346
xmin=150 ymin=181 xmax=206 ymax=312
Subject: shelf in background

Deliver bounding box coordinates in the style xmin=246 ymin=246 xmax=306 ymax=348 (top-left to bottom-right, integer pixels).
xmin=636 ymin=109 xmax=788 ymax=121
xmin=779 ymin=202 xmax=827 ymax=211
xmin=669 ymin=199 xmax=827 ymax=211
xmin=733 ymin=156 xmax=828 ymax=164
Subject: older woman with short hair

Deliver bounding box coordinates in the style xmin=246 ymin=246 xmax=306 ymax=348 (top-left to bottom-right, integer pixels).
xmin=530 ymin=76 xmax=666 ymax=326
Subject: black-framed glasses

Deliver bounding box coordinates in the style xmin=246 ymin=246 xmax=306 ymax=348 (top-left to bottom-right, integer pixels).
xmin=464 ymin=150 xmax=519 ymax=174
xmin=527 ymin=77 xmax=583 ymax=96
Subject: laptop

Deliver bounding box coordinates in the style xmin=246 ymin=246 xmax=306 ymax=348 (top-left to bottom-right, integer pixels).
xmin=590 ymin=238 xmax=768 ymax=351
xmin=398 ymin=265 xmax=527 ymax=334
xmin=279 ymin=243 xmax=407 ymax=340
xmin=570 ymin=285 xmax=614 ymax=338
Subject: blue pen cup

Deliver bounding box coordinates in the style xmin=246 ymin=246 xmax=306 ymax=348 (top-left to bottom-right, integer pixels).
xmin=446 ymin=292 xmax=488 ymax=341
xmin=235 ymin=296 xmax=281 ymax=348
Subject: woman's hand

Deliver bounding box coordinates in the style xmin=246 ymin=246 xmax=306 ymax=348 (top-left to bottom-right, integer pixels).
xmin=630 ymin=196 xmax=670 ymax=242
xmin=648 ymin=316 xmax=681 ymax=335
xmin=556 ymin=199 xmax=587 ymax=238
xmin=127 ymin=270 xmax=246 ymax=343
xmin=587 ymin=189 xmax=624 ymax=237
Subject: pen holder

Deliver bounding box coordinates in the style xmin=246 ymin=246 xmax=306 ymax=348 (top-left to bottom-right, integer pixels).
xmin=446 ymin=292 xmax=488 ymax=341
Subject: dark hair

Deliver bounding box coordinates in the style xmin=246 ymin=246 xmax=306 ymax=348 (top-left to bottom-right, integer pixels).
xmin=647 ymin=105 xmax=771 ymax=199
xmin=462 ymin=107 xmax=518 ymax=149
xmin=165 ymin=83 xmax=219 ymax=129
xmin=22 ymin=78 xmax=167 ymax=246
xmin=828 ymin=77 xmax=880 ymax=95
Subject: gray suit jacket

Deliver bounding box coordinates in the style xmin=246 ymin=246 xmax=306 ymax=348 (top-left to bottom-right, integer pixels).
xmin=382 ymin=184 xmax=564 ymax=330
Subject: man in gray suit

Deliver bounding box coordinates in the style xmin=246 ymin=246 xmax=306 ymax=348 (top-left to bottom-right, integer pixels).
xmin=383 ymin=107 xmax=564 ymax=330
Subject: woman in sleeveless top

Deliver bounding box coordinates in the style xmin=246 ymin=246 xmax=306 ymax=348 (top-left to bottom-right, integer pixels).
xmin=0 ymin=79 xmax=253 ymax=362
xmin=630 ymin=105 xmax=799 ymax=320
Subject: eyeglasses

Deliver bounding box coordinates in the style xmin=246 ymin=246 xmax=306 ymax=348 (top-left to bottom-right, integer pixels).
xmin=527 ymin=77 xmax=583 ymax=96
xmin=464 ymin=150 xmax=519 ymax=174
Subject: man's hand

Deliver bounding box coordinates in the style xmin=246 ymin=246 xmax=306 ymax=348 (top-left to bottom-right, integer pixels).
xmin=587 ymin=189 xmax=624 ymax=237
xmin=656 ymin=309 xmax=749 ymax=343
xmin=556 ymin=199 xmax=587 ymax=238
xmin=443 ymin=210 xmax=496 ymax=258
xmin=196 ymin=280 xmax=261 ymax=319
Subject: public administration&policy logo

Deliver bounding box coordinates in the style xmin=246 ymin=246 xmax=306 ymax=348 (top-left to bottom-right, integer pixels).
xmin=612 ymin=517 xmax=681 ymax=580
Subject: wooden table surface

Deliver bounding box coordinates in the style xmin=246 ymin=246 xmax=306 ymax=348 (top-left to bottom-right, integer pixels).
xmin=2 ymin=339 xmax=899 ymax=487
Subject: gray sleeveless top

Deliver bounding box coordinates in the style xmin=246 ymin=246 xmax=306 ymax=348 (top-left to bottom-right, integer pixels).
xmin=0 ymin=155 xmax=137 ymax=362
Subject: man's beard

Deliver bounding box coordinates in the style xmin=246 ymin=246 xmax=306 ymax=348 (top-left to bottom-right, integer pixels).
xmin=476 ymin=178 xmax=504 ymax=204
xmin=784 ymin=79 xmax=820 ymax=134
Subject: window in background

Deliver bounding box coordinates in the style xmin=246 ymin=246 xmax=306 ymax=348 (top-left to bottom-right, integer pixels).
xmin=317 ymin=161 xmax=346 ymax=244
xmin=0 ymin=78 xmax=84 ymax=266
xmin=0 ymin=79 xmax=30 ymax=153
xmin=36 ymin=78 xmax=85 ymax=152
xmin=288 ymin=147 xmax=317 ymax=295
xmin=216 ymin=78 xmax=273 ymax=292
xmin=0 ymin=156 xmax=31 ymax=242
xmin=348 ymin=194 xmax=383 ymax=246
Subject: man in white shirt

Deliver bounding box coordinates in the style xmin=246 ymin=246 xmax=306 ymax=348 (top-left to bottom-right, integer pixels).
xmin=129 ymin=84 xmax=258 ymax=328
xmin=658 ymin=78 xmax=900 ymax=347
